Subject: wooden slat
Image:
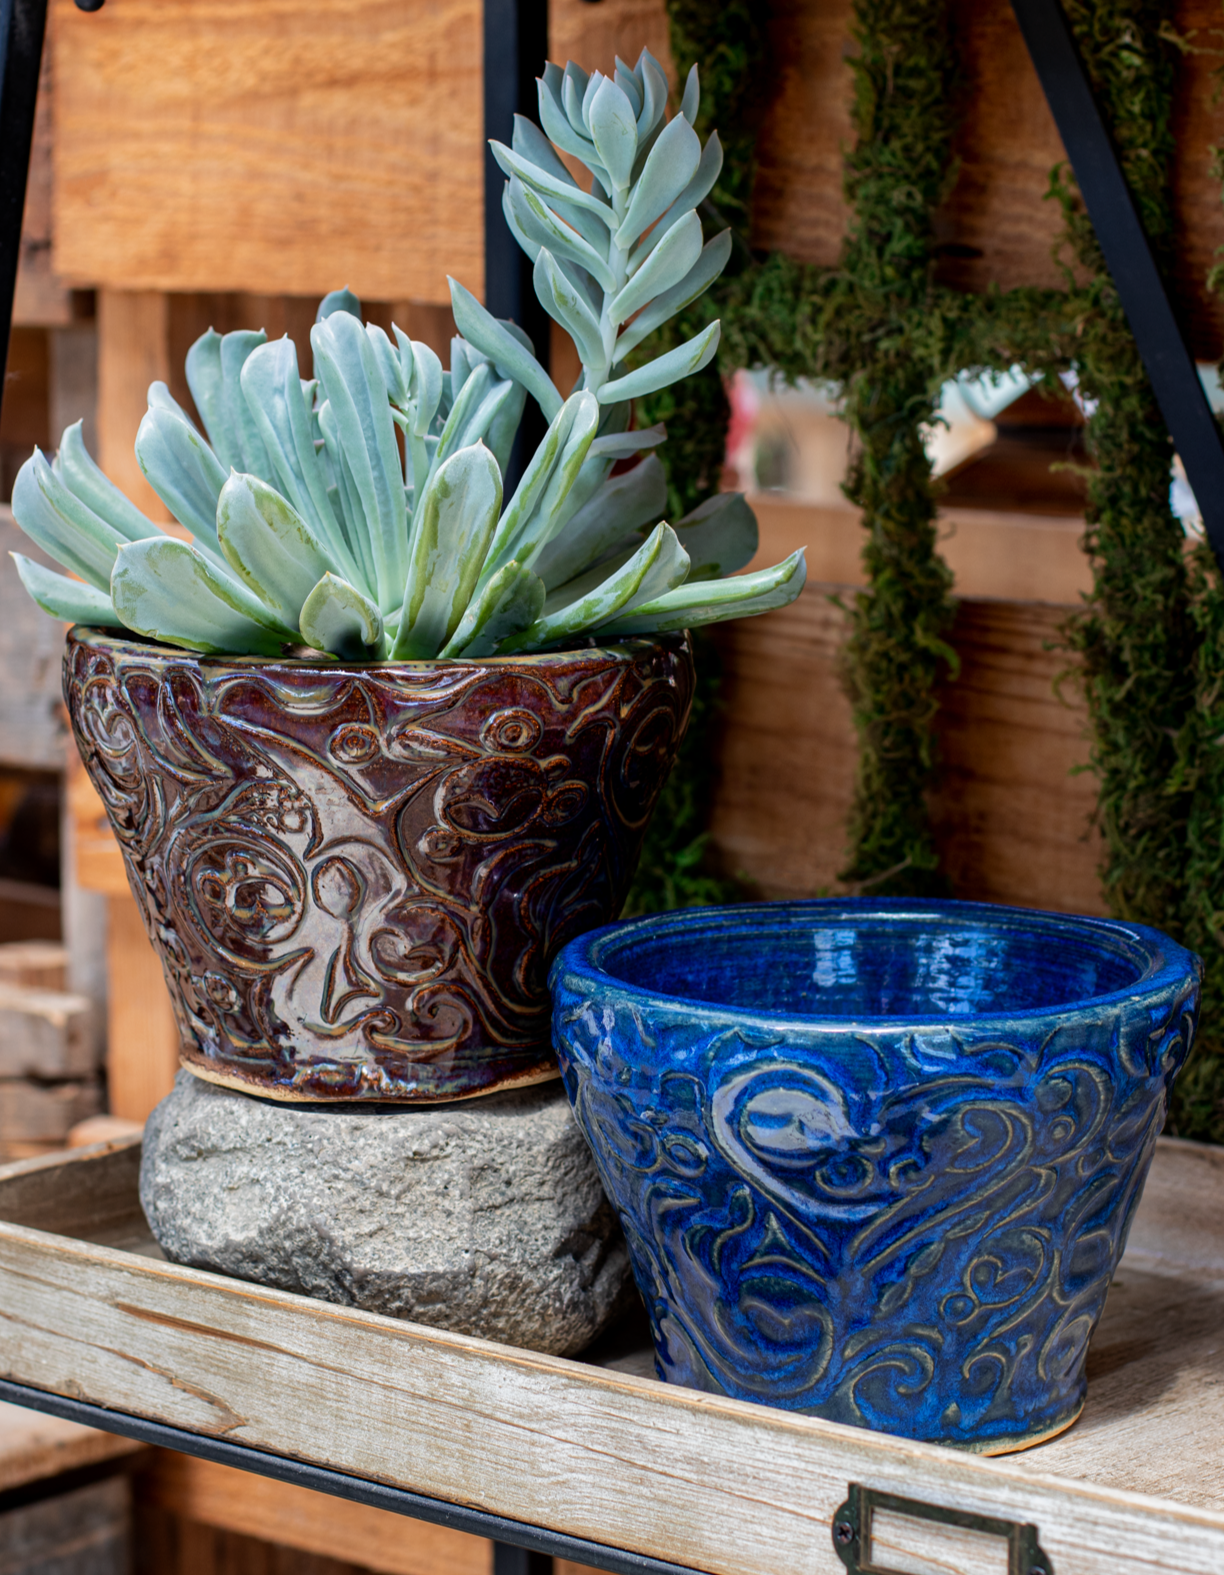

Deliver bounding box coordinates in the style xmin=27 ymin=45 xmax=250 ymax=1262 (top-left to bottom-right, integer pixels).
xmin=51 ymin=0 xmax=483 ymax=305
xmin=0 ymin=982 xmax=94 ymax=1079
xmin=708 ymin=579 xmax=1103 ymax=911
xmin=0 ymin=1078 xmax=100 ymax=1145
xmin=0 ymin=1146 xmax=1223 ymax=1574
xmin=0 ymin=1399 xmax=142 ymax=1493
xmin=67 ymin=745 xmax=129 ymax=898
xmin=12 ymin=25 xmax=73 ymax=328
xmin=97 ymin=289 xmax=172 ymax=520
xmin=105 ymin=893 xmax=180 ymax=1125
xmin=139 ymin=1454 xmax=492 ymax=1575
xmin=0 ymin=942 xmax=68 ymax=993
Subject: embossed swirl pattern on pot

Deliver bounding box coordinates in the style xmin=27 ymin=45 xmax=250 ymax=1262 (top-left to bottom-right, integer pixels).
xmin=551 ymin=900 xmax=1200 ymax=1451
xmin=66 ymin=628 xmax=694 ymax=1101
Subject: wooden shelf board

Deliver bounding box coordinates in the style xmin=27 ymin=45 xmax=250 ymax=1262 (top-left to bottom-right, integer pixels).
xmin=0 ymin=1137 xmax=1221 ymax=1573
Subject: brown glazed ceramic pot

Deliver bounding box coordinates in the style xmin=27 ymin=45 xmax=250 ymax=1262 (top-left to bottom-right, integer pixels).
xmin=64 ymin=627 xmax=694 ymax=1103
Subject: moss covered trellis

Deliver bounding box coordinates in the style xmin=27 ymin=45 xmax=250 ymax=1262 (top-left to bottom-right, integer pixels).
xmin=626 ymin=0 xmax=1224 ymax=1143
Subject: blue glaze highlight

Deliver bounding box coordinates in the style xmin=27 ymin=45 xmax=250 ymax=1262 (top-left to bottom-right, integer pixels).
xmin=550 ymin=898 xmax=1200 ymax=1452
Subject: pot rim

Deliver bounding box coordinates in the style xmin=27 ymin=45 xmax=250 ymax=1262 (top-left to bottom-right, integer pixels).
xmin=66 ymin=623 xmax=686 ymax=673
xmin=550 ymin=895 xmax=1201 ymax=1033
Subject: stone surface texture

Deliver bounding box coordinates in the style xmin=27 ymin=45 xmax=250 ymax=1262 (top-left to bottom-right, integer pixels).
xmin=141 ymin=1071 xmax=631 ymax=1356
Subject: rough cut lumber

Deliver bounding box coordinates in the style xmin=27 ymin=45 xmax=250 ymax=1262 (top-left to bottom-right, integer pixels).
xmin=709 ymin=579 xmax=1104 ymax=913
xmin=139 ymin=1453 xmax=492 ymax=1575
xmin=0 ymin=981 xmax=94 ymax=1078
xmin=0 ymin=509 xmax=70 ymax=773
xmin=104 ymin=894 xmax=180 ymax=1125
xmin=96 ymin=291 xmax=173 ymax=522
xmin=0 ymin=1079 xmax=100 ymax=1146
xmin=0 ymin=1474 xmax=131 ymax=1573
xmin=12 ymin=31 xmax=73 ymax=328
xmin=0 ymin=1140 xmax=1223 ymax=1575
xmin=745 ymin=497 xmax=1091 ymax=605
xmin=51 ymin=0 xmax=483 ymax=305
xmin=0 ymin=942 xmax=68 ymax=993
xmin=0 ymin=1399 xmax=141 ymax=1494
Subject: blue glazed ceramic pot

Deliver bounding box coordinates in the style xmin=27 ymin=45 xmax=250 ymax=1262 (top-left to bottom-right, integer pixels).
xmin=550 ymin=898 xmax=1200 ymax=1454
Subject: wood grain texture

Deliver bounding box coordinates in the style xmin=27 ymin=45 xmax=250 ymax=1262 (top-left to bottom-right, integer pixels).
xmin=0 ymin=508 xmax=71 ymax=772
xmin=0 ymin=1398 xmax=142 ymax=1493
xmin=12 ymin=32 xmax=74 ymax=328
xmin=708 ymin=581 xmax=1103 ymax=912
xmin=105 ymin=894 xmax=181 ymax=1125
xmin=745 ymin=497 xmax=1092 ymax=604
xmin=1 ymin=1141 xmax=1224 ymax=1574
xmin=51 ymin=0 xmax=483 ymax=304
xmin=550 ymin=0 xmax=674 ymax=84
xmin=0 ymin=1078 xmax=100 ymax=1144
xmin=0 ymin=982 xmax=94 ymax=1079
xmin=68 ymin=745 xmax=128 ymax=898
xmin=97 ymin=290 xmax=172 ymax=521
xmin=139 ymin=1454 xmax=492 ymax=1575
xmin=0 ymin=943 xmax=69 ymax=993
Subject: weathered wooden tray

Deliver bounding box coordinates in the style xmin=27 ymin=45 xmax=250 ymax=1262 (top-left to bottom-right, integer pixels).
xmin=0 ymin=1134 xmax=1221 ymax=1575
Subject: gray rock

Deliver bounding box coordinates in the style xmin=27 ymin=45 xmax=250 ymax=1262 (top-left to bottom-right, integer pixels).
xmin=140 ymin=1070 xmax=631 ymax=1356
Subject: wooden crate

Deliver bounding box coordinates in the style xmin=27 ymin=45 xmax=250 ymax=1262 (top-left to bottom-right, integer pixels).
xmin=0 ymin=1134 xmax=1222 ymax=1574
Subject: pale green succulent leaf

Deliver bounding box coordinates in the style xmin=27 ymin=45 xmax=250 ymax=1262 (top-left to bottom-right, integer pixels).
xmin=220 ymin=331 xmax=272 ymax=474
xmin=441 ymin=560 xmax=545 ymax=659
xmin=533 ymin=249 xmax=604 ymax=368
xmin=393 ymin=329 xmax=445 ymax=437
xmin=615 ymin=114 xmax=702 ymax=249
xmin=613 ymin=62 xmax=643 ymax=118
xmin=588 ymin=76 xmax=638 ymax=190
xmin=503 ymin=182 xmax=543 ymax=266
xmin=111 ymin=537 xmax=291 ymax=655
xmin=394 ymin=443 xmax=503 ymax=660
xmin=613 ymin=210 xmax=704 ymax=323
xmin=537 ymin=72 xmax=598 ymax=165
xmin=11 ymin=553 xmax=124 ymax=627
xmin=239 ymin=338 xmax=364 ymax=587
xmin=448 ymin=277 xmax=563 ymax=422
xmin=636 ymin=48 xmax=669 ymax=137
xmin=564 ymin=63 xmax=591 ymax=130
xmin=586 ymin=423 xmax=667 ymax=460
xmin=604 ymin=549 xmax=808 ymax=637
xmin=432 ymin=361 xmax=495 ymax=467
xmin=53 ymin=422 xmax=157 ymax=544
xmin=482 ymin=392 xmax=599 ymax=585
xmin=673 ymin=492 xmax=759 ymax=580
xmin=315 ymin=399 xmax=376 ymax=591
xmin=628 ymin=133 xmax=725 ymax=273
xmin=366 ymin=324 xmax=410 ymax=408
xmin=533 ymin=453 xmax=668 ymax=589
xmin=615 ymin=231 xmax=732 ymax=362
xmin=680 ymin=63 xmax=700 ymax=125
xmin=505 ymin=523 xmax=687 ymax=651
xmin=599 ymin=321 xmax=720 ymax=404
xmin=216 ymin=471 xmax=336 ymax=627
xmin=135 ymin=397 xmax=228 ymax=556
xmin=13 ymin=450 xmax=124 ymax=590
xmin=485 ymin=381 xmax=528 ymax=477
xmin=317 ymin=287 xmax=362 ymax=321
xmin=512 ymin=179 xmax=615 ymax=293
xmin=445 ymin=373 xmax=517 ymax=467
xmin=185 ymin=331 xmax=242 ymax=471
xmin=490 ymin=142 xmax=614 ymax=223
xmin=311 ymin=311 xmax=408 ymax=611
xmin=299 ymin=572 xmax=383 ymax=660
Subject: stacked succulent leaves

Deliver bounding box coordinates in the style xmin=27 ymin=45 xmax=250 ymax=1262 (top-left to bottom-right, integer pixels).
xmin=10 ymin=52 xmax=805 ymax=661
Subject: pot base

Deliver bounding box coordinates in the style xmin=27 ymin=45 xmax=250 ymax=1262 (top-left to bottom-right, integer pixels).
xmin=182 ymin=1052 xmax=562 ymax=1106
xmin=962 ymin=1403 xmax=1083 ymax=1456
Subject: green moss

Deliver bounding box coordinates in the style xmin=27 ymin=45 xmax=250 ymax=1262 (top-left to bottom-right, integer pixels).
xmin=648 ymin=0 xmax=1224 ymax=1137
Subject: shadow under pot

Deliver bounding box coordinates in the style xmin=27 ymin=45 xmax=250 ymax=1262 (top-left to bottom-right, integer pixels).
xmin=64 ymin=625 xmax=693 ymax=1103
xmin=550 ymin=897 xmax=1201 ymax=1454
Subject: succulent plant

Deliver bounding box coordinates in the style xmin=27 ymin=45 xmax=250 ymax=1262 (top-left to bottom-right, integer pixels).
xmin=10 ymin=51 xmax=805 ymax=661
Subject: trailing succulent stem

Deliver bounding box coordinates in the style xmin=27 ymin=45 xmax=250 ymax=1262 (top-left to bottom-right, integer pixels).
xmin=10 ymin=53 xmax=805 ymax=664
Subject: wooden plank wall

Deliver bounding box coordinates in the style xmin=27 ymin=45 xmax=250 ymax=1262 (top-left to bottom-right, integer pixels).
xmin=51 ymin=0 xmax=484 ymax=305
xmin=555 ymin=0 xmax=1224 ymax=357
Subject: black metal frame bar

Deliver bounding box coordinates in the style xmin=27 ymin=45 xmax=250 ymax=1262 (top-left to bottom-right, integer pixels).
xmin=0 ymin=0 xmax=48 ymax=429
xmin=0 ymin=1377 xmax=702 ymax=1575
xmin=1010 ymin=0 xmax=1224 ymax=568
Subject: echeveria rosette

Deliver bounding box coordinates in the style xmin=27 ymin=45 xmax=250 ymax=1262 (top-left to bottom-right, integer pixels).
xmin=8 ymin=52 xmax=805 ymax=660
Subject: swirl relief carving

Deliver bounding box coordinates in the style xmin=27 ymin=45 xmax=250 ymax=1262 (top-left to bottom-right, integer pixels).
xmin=64 ymin=629 xmax=693 ymax=1101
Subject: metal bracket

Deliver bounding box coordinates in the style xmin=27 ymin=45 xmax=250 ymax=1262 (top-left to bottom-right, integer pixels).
xmin=1010 ymin=0 xmax=1224 ymax=570
xmin=831 ymin=1483 xmax=1054 ymax=1575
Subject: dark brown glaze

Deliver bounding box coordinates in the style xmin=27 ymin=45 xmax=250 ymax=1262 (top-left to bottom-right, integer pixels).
xmin=64 ymin=629 xmax=694 ymax=1102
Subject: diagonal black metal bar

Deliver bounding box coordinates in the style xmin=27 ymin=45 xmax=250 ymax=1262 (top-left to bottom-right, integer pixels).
xmin=0 ymin=0 xmax=48 ymax=430
xmin=1010 ymin=0 xmax=1224 ymax=568
xmin=0 ymin=1377 xmax=702 ymax=1575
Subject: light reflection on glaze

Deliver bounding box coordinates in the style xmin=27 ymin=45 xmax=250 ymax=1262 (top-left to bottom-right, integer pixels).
xmin=551 ymin=898 xmax=1200 ymax=1451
